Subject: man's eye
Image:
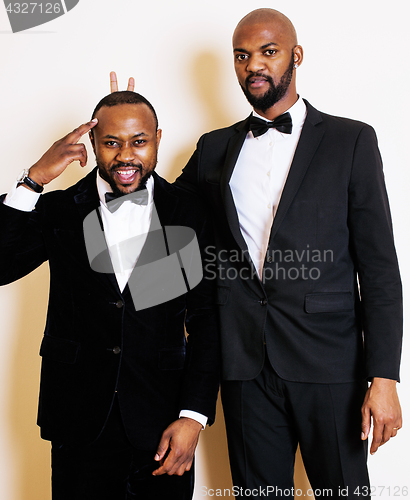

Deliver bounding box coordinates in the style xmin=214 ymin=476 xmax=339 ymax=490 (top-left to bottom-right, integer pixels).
xmin=105 ymin=141 xmax=118 ymax=147
xmin=236 ymin=54 xmax=248 ymax=61
xmin=264 ymin=49 xmax=277 ymax=56
xmin=134 ymin=140 xmax=146 ymax=146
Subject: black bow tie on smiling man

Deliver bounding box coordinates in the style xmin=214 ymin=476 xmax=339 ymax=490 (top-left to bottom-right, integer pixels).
xmin=104 ymin=186 xmax=149 ymax=213
xmin=249 ymin=112 xmax=293 ymax=137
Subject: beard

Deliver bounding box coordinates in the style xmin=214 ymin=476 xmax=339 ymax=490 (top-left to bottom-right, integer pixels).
xmin=98 ymin=162 xmax=154 ymax=197
xmin=240 ymin=52 xmax=295 ymax=113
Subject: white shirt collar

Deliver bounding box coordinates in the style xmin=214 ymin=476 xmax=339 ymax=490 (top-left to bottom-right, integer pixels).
xmin=96 ymin=169 xmax=154 ymax=208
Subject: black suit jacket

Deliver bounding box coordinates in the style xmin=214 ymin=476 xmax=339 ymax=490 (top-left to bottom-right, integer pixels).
xmin=0 ymin=169 xmax=219 ymax=449
xmin=176 ymin=100 xmax=402 ymax=384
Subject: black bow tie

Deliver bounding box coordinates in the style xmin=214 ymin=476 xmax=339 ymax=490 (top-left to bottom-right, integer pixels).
xmin=249 ymin=112 xmax=293 ymax=137
xmin=104 ymin=187 xmax=149 ymax=213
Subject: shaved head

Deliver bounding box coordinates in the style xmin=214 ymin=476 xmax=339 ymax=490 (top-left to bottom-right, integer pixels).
xmin=232 ymin=8 xmax=302 ymax=119
xmin=234 ymin=8 xmax=298 ymax=47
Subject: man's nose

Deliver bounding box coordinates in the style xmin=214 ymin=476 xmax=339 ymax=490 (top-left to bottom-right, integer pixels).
xmin=246 ymin=54 xmax=265 ymax=73
xmin=116 ymin=144 xmax=135 ymax=162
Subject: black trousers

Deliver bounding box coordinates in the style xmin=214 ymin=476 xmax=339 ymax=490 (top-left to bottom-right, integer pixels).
xmin=221 ymin=359 xmax=370 ymax=499
xmin=51 ymin=398 xmax=194 ymax=500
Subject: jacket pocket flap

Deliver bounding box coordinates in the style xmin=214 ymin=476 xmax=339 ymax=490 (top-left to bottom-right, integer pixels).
xmin=159 ymin=347 xmax=186 ymax=370
xmin=305 ymin=292 xmax=353 ymax=313
xmin=40 ymin=335 xmax=80 ymax=364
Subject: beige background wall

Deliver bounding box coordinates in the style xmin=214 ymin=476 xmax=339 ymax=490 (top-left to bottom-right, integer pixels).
xmin=0 ymin=1 xmax=408 ymax=498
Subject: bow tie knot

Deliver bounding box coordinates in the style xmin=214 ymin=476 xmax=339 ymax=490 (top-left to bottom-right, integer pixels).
xmin=104 ymin=187 xmax=149 ymax=213
xmin=249 ymin=112 xmax=293 ymax=137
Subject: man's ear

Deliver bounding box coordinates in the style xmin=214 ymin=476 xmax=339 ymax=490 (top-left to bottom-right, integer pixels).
xmin=293 ymin=45 xmax=303 ymax=68
xmin=156 ymin=128 xmax=162 ymax=151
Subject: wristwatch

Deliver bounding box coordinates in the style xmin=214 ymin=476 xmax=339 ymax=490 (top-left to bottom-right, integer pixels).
xmin=17 ymin=168 xmax=44 ymax=193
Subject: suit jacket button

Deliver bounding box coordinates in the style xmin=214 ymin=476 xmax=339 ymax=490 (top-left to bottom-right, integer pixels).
xmin=115 ymin=300 xmax=124 ymax=309
xmin=113 ymin=346 xmax=121 ymax=355
xmin=266 ymin=256 xmax=273 ymax=263
xmin=260 ymin=299 xmax=268 ymax=306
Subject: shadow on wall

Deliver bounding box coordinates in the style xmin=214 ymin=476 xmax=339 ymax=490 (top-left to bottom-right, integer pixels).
xmin=7 ymin=264 xmax=51 ymax=500
xmin=167 ymin=51 xmax=235 ymax=182
xmin=168 ymin=50 xmax=313 ymax=496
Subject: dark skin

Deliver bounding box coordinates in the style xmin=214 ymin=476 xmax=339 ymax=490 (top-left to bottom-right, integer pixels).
xmin=232 ymin=9 xmax=302 ymax=121
xmin=110 ymin=71 xmax=134 ymax=93
xmin=231 ymin=9 xmax=402 ymax=454
xmin=89 ymin=103 xmax=162 ymax=195
xmin=26 ymin=72 xmax=134 ymax=187
xmin=109 ymin=8 xmax=402 ymax=455
xmin=24 ymin=103 xmax=203 ymax=476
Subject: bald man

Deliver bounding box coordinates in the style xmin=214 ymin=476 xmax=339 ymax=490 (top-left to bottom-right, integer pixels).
xmin=174 ymin=8 xmax=402 ymax=499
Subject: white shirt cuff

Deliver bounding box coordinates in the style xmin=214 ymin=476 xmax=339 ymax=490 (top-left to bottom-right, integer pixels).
xmin=179 ymin=410 xmax=208 ymax=429
xmin=4 ymin=182 xmax=40 ymax=212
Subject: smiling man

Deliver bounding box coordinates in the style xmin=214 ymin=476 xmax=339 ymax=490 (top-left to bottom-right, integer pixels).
xmin=90 ymin=93 xmax=161 ymax=195
xmin=0 ymin=91 xmax=219 ymax=500
xmin=174 ymin=8 xmax=403 ymax=499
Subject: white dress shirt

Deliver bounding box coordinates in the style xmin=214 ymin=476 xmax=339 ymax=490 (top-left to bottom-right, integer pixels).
xmin=4 ymin=171 xmax=207 ymax=428
xmin=229 ymin=97 xmax=307 ymax=277
xmin=97 ymin=173 xmax=154 ymax=292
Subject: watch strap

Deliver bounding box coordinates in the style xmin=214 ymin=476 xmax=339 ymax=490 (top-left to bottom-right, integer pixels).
xmin=19 ymin=174 xmax=44 ymax=193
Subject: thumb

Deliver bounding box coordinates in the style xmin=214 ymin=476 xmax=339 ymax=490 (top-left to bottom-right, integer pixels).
xmin=155 ymin=431 xmax=171 ymax=461
xmin=361 ymin=406 xmax=371 ymax=440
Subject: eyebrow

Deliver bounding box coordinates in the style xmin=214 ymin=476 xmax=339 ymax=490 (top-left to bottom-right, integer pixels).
xmin=234 ymin=42 xmax=279 ymax=53
xmin=102 ymin=133 xmax=148 ymax=140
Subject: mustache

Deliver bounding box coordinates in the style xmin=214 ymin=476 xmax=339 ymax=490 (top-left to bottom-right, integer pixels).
xmin=245 ymin=73 xmax=274 ymax=86
xmin=111 ymin=162 xmax=142 ymax=171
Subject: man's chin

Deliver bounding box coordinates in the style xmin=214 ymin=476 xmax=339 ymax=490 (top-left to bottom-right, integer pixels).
xmin=113 ymin=183 xmax=140 ymax=195
xmin=242 ymin=86 xmax=270 ymax=111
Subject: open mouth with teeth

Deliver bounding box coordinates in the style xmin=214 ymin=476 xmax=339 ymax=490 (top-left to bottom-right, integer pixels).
xmin=113 ymin=167 xmax=141 ymax=185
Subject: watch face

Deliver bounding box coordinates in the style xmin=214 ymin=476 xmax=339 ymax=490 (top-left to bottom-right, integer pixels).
xmin=17 ymin=169 xmax=29 ymax=183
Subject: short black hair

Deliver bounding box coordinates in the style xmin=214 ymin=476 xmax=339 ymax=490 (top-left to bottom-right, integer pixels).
xmin=91 ymin=91 xmax=158 ymax=130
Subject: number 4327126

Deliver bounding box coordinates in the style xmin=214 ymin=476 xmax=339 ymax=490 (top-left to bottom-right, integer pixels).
xmin=5 ymin=3 xmax=61 ymax=14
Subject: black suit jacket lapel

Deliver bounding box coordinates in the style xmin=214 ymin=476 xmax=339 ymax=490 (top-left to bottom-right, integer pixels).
xmin=220 ymin=115 xmax=251 ymax=255
xmin=269 ymin=100 xmax=325 ymax=244
xmin=151 ymin=171 xmax=178 ymax=227
xmin=73 ymin=168 xmax=101 ymax=220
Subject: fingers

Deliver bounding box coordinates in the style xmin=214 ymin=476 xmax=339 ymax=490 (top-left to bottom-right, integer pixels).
xmin=68 ymin=144 xmax=88 ymax=168
xmin=154 ymin=431 xmax=171 ymax=464
xmin=65 ymin=119 xmax=98 ymax=145
xmin=152 ymin=419 xmax=201 ymax=477
xmin=153 ymin=449 xmax=193 ymax=477
xmin=361 ymin=405 xmax=371 ymax=441
xmin=111 ymin=72 xmax=135 ymax=92
xmin=127 ymin=77 xmax=135 ymax=92
xmin=361 ymin=377 xmax=402 ymax=454
xmin=391 ymin=424 xmax=402 ymax=438
xmin=370 ymin=418 xmax=385 ymax=455
xmin=50 ymin=143 xmax=88 ymax=168
xmin=370 ymin=420 xmax=396 ymax=454
xmin=110 ymin=71 xmax=119 ymax=92
xmin=364 ymin=410 xmax=402 ymax=454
